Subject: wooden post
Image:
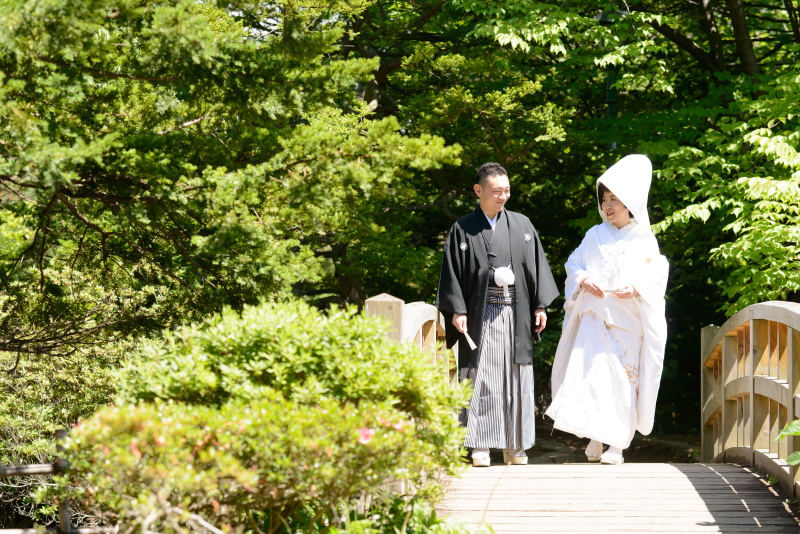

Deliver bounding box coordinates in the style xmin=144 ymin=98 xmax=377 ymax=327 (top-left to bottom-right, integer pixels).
xmin=752 ymin=320 xmax=770 ymax=457
xmin=701 ymin=325 xmax=719 ymax=462
xmin=364 ymin=294 xmax=404 ymax=341
xmin=754 ymin=319 xmax=769 ymax=377
xmin=770 ymin=321 xmax=779 ymax=378
xmin=722 ymin=335 xmax=738 ymax=457
xmin=791 ymin=328 xmax=800 ymax=498
xmin=55 ymin=429 xmax=70 ymax=534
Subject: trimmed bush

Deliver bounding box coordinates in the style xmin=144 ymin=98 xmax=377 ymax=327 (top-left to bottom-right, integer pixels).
xmin=119 ymin=301 xmax=460 ymax=419
xmin=48 ymin=301 xmax=470 ymax=533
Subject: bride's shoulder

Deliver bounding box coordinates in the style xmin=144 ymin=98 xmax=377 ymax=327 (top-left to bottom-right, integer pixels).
xmin=573 ymin=225 xmax=604 ymax=250
xmin=631 ymin=224 xmax=661 ymax=251
xmin=584 ymin=224 xmax=605 ymax=240
xmin=584 ymin=223 xmax=606 ymax=235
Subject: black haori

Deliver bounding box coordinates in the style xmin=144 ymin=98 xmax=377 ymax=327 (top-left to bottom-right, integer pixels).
xmin=436 ymin=205 xmax=559 ymax=370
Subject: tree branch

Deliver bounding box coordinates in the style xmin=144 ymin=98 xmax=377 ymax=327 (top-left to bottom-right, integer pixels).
xmin=153 ymin=224 xmax=218 ymax=289
xmin=157 ymin=116 xmax=207 ymax=135
xmin=479 ymin=112 xmax=504 ymax=164
xmin=2 ymin=352 xmax=21 ymax=374
xmin=380 ymin=190 xmax=458 ymax=213
xmin=2 ymin=195 xmax=57 ymax=285
xmin=649 ymin=19 xmax=720 ymax=73
xmin=700 ymin=0 xmax=725 ymax=70
xmin=758 ymin=41 xmax=785 ymax=61
xmin=54 ymin=193 xmax=206 ymax=301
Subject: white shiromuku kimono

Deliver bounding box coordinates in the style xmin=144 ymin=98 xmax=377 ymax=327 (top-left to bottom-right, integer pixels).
xmin=545 ymin=155 xmax=669 ymax=449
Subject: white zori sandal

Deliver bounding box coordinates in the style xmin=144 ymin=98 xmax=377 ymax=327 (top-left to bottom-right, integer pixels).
xmin=600 ymin=446 xmax=624 ymax=465
xmin=503 ymin=447 xmax=528 ymax=465
xmin=472 ymin=448 xmax=490 ymax=467
xmin=585 ymin=439 xmax=603 ymax=462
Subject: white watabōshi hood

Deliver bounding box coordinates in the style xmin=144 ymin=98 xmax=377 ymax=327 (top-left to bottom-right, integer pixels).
xmin=596 ymin=154 xmax=653 ymax=229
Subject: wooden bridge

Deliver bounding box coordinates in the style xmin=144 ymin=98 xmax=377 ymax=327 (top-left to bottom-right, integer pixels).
xmin=366 ymin=296 xmax=800 ymax=533
xmin=436 ymin=463 xmax=797 ymax=533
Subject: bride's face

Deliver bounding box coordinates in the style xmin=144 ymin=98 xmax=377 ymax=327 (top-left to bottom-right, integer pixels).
xmin=601 ymin=190 xmax=631 ymax=228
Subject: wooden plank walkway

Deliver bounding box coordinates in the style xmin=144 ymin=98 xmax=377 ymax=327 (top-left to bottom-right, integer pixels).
xmin=437 ymin=463 xmax=800 ymax=533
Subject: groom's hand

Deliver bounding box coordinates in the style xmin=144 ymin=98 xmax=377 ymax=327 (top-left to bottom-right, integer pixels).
xmin=452 ymin=313 xmax=468 ymax=333
xmin=534 ymin=308 xmax=547 ymax=333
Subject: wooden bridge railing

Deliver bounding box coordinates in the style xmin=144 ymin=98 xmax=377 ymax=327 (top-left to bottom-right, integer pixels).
xmin=0 ymin=429 xmax=115 ymax=534
xmin=365 ymin=293 xmax=457 ymax=384
xmin=701 ymin=301 xmax=800 ymax=498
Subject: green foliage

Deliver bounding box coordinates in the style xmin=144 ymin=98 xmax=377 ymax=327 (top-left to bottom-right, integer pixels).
xmin=46 ymin=300 xmax=469 ymax=533
xmin=778 ymin=419 xmax=800 ymax=441
xmin=0 ymin=341 xmax=132 ymax=521
xmin=0 ymin=0 xmax=461 ymax=351
xmin=0 ymin=0 xmax=460 ymax=522
xmin=327 ymin=499 xmax=491 ymax=534
xmin=6 ymin=3 xmax=800 ymax=529
xmin=650 ymin=68 xmax=800 ymax=315
xmin=778 ymin=419 xmax=800 ymax=466
xmin=120 ymin=301 xmax=467 ymax=427
xmin=47 ymin=396 xmax=444 ymax=532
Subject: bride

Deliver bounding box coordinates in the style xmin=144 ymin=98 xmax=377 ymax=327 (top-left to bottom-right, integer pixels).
xmin=545 ymin=154 xmax=669 ymax=465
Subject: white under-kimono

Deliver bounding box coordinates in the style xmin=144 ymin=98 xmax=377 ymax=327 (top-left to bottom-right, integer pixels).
xmin=545 ymin=155 xmax=669 ymax=449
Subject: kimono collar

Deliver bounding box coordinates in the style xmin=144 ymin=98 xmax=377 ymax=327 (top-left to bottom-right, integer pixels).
xmin=476 ymin=205 xmax=504 ymax=250
xmin=605 ymin=220 xmax=638 ymax=241
xmin=476 ymin=205 xmax=503 ymax=227
xmin=596 ymin=154 xmax=653 ymax=229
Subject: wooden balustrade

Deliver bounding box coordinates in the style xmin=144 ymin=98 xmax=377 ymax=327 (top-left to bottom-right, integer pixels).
xmin=364 ymin=293 xmax=457 ymax=384
xmin=0 ymin=429 xmax=116 ymax=534
xmin=701 ymin=301 xmax=800 ymax=498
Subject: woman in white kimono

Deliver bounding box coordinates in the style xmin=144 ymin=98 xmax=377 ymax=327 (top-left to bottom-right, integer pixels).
xmin=545 ymin=154 xmax=669 ymax=465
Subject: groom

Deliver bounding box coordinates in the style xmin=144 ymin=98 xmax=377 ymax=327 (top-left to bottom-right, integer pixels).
xmin=436 ymin=162 xmax=559 ymax=466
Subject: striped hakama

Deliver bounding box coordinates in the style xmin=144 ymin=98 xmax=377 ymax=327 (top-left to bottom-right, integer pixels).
xmin=460 ymin=285 xmax=535 ymax=450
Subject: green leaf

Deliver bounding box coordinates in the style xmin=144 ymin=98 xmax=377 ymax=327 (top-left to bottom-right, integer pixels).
xmin=777 ymin=419 xmax=800 ymax=440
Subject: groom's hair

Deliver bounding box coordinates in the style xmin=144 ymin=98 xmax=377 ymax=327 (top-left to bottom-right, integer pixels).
xmin=475 ymin=162 xmax=507 ymax=185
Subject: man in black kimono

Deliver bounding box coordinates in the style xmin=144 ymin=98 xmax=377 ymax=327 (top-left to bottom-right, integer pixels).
xmin=436 ymin=162 xmax=559 ymax=467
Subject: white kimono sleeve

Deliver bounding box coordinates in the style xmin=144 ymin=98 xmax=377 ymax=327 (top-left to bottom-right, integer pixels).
xmin=629 ymin=239 xmax=669 ymax=309
xmin=564 ymin=237 xmax=590 ymax=302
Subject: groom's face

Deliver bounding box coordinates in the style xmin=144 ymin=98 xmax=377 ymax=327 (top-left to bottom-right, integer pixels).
xmin=474 ymin=174 xmax=511 ymax=215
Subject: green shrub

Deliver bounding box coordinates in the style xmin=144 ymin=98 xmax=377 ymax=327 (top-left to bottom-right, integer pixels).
xmin=119 ymin=301 xmax=460 ymax=419
xmin=325 ymin=499 xmax=491 ymax=534
xmin=48 ymin=301 xmax=470 ymax=533
xmin=0 ymin=340 xmax=133 ymax=525
xmin=50 ymin=395 xmax=439 ymax=531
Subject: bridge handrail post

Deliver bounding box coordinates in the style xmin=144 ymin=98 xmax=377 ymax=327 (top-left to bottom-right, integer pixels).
xmin=55 ymin=428 xmax=70 ymax=534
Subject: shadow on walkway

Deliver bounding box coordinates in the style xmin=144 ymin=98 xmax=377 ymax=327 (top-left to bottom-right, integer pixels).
xmin=672 ymin=463 xmax=800 ymax=533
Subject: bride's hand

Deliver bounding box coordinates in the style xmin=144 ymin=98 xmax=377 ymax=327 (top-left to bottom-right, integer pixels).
xmin=615 ymin=285 xmax=637 ymax=299
xmin=580 ymin=278 xmax=605 ymax=298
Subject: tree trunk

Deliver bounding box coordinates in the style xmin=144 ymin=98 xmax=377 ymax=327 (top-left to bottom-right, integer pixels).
xmin=335 ymin=244 xmax=365 ymax=308
xmin=785 ymin=0 xmax=800 ymax=43
xmin=700 ymin=0 xmax=725 ymax=70
xmin=725 ymin=0 xmax=759 ymax=75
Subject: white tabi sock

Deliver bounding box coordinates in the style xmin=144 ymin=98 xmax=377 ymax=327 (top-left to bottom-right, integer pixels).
xmin=586 ymin=439 xmax=603 ymax=458
xmin=471 ymin=448 xmax=490 ymax=460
